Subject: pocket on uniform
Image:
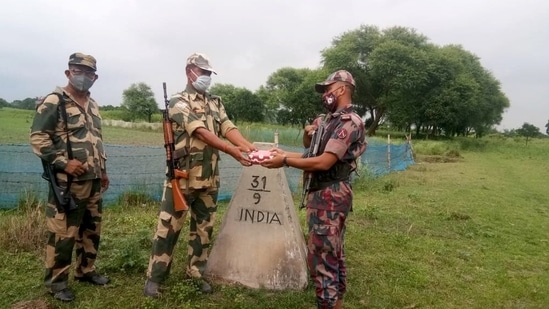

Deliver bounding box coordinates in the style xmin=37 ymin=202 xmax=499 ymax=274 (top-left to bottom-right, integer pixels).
xmin=45 ymin=204 xmax=66 ymax=234
xmin=72 ymin=148 xmax=88 ymax=163
xmin=65 ymin=106 xmax=85 ymax=129
xmin=309 ymin=224 xmax=339 ymax=253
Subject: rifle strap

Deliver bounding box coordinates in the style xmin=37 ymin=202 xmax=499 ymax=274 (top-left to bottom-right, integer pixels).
xmin=51 ymin=93 xmax=74 ymax=192
xmin=184 ymin=133 xmax=190 ymax=196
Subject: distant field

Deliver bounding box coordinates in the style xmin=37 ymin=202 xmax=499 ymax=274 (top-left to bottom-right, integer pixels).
xmin=1 ymin=107 xmax=548 ymax=308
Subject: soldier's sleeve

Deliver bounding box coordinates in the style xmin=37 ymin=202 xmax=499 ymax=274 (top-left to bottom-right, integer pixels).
xmin=29 ymin=94 xmax=68 ymax=169
xmin=89 ymin=99 xmax=107 ymax=169
xmin=324 ymin=115 xmax=365 ymax=160
xmin=215 ymin=97 xmax=237 ymax=137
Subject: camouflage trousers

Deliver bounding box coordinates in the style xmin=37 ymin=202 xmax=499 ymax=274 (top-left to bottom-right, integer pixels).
xmin=306 ymin=207 xmax=349 ymax=309
xmin=146 ymin=185 xmax=218 ymax=283
xmin=44 ymin=179 xmax=103 ymax=293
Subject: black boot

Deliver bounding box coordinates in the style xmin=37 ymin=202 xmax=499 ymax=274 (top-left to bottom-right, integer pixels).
xmin=199 ymin=280 xmax=213 ymax=294
xmin=143 ymin=279 xmax=161 ymax=298
xmin=75 ymin=271 xmax=110 ymax=285
xmin=50 ymin=288 xmax=75 ymax=302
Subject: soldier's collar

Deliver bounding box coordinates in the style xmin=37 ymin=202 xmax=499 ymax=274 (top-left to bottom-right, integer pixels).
xmin=185 ymin=84 xmax=208 ymax=101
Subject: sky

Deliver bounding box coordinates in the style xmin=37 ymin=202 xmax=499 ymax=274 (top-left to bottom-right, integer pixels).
xmin=1 ymin=0 xmax=548 ymax=132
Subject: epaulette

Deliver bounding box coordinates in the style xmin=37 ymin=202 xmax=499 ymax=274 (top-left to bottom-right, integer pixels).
xmin=340 ymin=114 xmax=352 ymax=121
xmin=208 ymin=94 xmax=222 ymax=100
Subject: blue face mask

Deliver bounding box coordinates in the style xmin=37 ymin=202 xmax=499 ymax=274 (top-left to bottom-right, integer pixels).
xmin=191 ymin=70 xmax=211 ymax=93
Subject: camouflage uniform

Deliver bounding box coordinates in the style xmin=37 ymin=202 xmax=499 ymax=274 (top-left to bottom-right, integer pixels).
xmin=307 ymin=71 xmax=366 ymax=309
xmin=146 ymin=83 xmax=237 ymax=283
xmin=30 ymin=72 xmax=107 ymax=294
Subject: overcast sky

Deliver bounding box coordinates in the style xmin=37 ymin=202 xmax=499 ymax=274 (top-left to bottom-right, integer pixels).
xmin=1 ymin=0 xmax=548 ymax=131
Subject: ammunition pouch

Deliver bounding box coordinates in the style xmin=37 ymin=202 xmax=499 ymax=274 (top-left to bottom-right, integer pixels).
xmin=309 ymin=161 xmax=352 ymax=191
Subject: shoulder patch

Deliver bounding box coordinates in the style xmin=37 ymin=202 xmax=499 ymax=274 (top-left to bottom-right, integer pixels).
xmin=340 ymin=114 xmax=352 ymax=121
xmin=175 ymin=101 xmax=187 ymax=109
xmin=336 ymin=128 xmax=348 ymax=139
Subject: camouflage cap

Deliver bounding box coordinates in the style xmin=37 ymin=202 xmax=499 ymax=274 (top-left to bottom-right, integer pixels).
xmin=186 ymin=52 xmax=217 ymax=74
xmin=315 ymin=70 xmax=355 ymax=93
xmin=68 ymin=52 xmax=97 ymax=71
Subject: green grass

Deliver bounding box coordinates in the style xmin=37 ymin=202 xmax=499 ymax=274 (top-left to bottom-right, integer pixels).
xmin=2 ymin=107 xmax=549 ymax=308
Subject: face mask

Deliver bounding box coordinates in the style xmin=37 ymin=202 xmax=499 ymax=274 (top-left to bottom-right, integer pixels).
xmin=322 ymin=87 xmax=342 ymax=113
xmin=191 ymin=70 xmax=212 ymax=92
xmin=69 ymin=74 xmax=95 ymax=92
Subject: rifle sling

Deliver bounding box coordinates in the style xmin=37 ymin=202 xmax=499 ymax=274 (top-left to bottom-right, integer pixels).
xmin=52 ymin=93 xmax=74 ymax=197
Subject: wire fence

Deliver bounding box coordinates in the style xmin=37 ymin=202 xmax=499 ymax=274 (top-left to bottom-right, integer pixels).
xmin=0 ymin=139 xmax=414 ymax=209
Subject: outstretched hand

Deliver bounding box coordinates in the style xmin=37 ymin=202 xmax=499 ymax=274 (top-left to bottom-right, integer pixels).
xmin=260 ymin=148 xmax=285 ymax=169
xmin=237 ymin=144 xmax=258 ymax=153
xmin=226 ymin=145 xmax=253 ymax=167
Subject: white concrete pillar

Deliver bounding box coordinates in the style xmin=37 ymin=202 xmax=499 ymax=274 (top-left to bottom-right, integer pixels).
xmin=205 ymin=142 xmax=308 ymax=290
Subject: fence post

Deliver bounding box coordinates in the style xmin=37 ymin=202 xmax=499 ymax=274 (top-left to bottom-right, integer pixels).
xmin=405 ymin=134 xmax=414 ymax=160
xmin=387 ymin=134 xmax=391 ymax=172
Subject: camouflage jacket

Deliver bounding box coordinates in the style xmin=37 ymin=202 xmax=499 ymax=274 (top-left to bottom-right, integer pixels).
xmin=30 ymin=87 xmax=106 ymax=182
xmin=311 ymin=105 xmax=366 ymax=180
xmin=169 ymin=84 xmax=237 ymax=189
xmin=307 ymin=105 xmax=366 ymax=210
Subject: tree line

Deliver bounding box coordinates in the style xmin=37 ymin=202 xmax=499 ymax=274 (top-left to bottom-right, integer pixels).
xmin=2 ymin=24 xmax=548 ymax=138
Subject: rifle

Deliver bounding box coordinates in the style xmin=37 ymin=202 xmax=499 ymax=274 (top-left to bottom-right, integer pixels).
xmin=162 ymin=82 xmax=189 ymax=211
xmin=300 ymin=118 xmax=326 ymax=208
xmin=39 ymin=93 xmax=78 ymax=213
xmin=41 ymin=161 xmax=78 ymax=213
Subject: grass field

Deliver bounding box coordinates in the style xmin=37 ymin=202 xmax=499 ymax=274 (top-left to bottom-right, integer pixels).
xmin=1 ymin=107 xmax=548 ymax=308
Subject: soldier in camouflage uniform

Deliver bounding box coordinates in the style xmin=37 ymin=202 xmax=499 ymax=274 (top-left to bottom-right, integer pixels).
xmin=30 ymin=53 xmax=110 ymax=302
xmin=143 ymin=52 xmax=256 ymax=298
xmin=262 ymin=70 xmax=366 ymax=309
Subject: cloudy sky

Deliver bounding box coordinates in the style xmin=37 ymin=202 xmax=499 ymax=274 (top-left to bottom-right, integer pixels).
xmin=1 ymin=0 xmax=548 ymax=131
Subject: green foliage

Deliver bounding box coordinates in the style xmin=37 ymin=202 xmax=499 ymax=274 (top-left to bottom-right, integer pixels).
xmin=516 ymin=122 xmax=542 ymax=145
xmin=117 ymin=189 xmax=157 ymax=209
xmin=121 ymin=82 xmax=159 ymax=122
xmin=0 ymin=97 xmax=9 ymax=108
xmin=2 ymin=138 xmax=549 ymax=308
xmin=10 ymin=97 xmax=40 ymax=110
xmin=321 ymin=25 xmax=508 ymax=137
xmin=0 ymin=107 xmax=36 ymax=143
xmin=262 ymin=67 xmax=326 ymax=126
xmin=100 ymin=227 xmax=150 ymax=273
xmin=0 ymin=190 xmax=46 ymax=254
xmin=210 ymin=84 xmax=265 ymax=123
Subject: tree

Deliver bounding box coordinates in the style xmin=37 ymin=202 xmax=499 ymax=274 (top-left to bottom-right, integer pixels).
xmin=233 ymin=88 xmax=264 ymax=123
xmin=0 ymin=98 xmax=9 ymax=109
xmin=319 ymin=25 xmax=509 ymax=137
xmin=210 ymin=84 xmax=265 ymax=123
xmin=516 ymin=122 xmax=541 ymax=145
xmin=262 ymin=67 xmax=326 ymax=126
xmin=545 ymin=120 xmax=549 ymax=135
xmin=11 ymin=97 xmax=40 ymax=110
xmin=321 ymin=25 xmax=431 ymax=135
xmin=100 ymin=104 xmax=120 ymax=111
xmin=121 ymin=83 xmax=158 ymax=122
